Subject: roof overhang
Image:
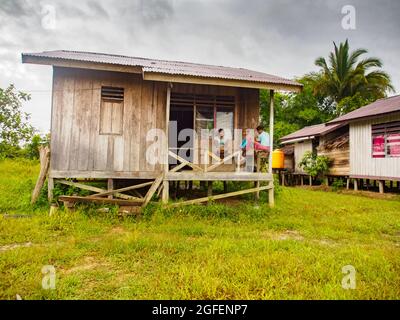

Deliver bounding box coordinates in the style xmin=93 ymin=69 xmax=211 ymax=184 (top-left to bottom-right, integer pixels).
xmin=143 ymin=72 xmax=302 ymax=92
xmin=328 ymin=110 xmax=400 ymax=125
xmin=281 ymin=136 xmax=316 ymax=144
xmin=22 ymin=55 xmax=143 ymax=74
xmin=22 ymin=53 xmax=302 ymax=92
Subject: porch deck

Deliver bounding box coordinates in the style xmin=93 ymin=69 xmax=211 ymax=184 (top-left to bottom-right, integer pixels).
xmin=165 ymin=171 xmax=273 ymax=181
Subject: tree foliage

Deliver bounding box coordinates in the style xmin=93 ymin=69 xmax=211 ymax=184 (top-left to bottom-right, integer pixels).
xmin=261 ymin=40 xmax=395 ymax=146
xmin=298 ymin=151 xmax=331 ymax=178
xmin=305 ymin=40 xmax=394 ymax=113
xmin=260 ymin=79 xmax=335 ymax=146
xmin=0 ymin=85 xmax=35 ymax=158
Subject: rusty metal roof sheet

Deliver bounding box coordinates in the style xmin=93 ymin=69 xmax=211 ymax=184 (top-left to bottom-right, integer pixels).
xmin=280 ymin=123 xmax=343 ymax=143
xmin=328 ymin=95 xmax=400 ymax=124
xmin=21 ymin=50 xmax=302 ymax=89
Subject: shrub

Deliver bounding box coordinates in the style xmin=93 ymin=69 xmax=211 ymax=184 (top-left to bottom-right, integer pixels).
xmin=298 ymin=151 xmax=330 ymax=178
xmin=331 ymin=178 xmax=345 ymax=192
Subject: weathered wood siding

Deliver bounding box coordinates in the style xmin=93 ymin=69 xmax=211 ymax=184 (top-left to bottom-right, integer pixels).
xmin=50 ymin=68 xmax=259 ymax=178
xmin=50 ymin=67 xmax=167 ymax=178
xmin=294 ymin=141 xmax=312 ymax=173
xmin=318 ymin=127 xmax=350 ymax=176
xmin=350 ymin=114 xmax=400 ymax=178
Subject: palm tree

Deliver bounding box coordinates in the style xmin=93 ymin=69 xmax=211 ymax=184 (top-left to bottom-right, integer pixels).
xmin=307 ymin=40 xmax=394 ymax=104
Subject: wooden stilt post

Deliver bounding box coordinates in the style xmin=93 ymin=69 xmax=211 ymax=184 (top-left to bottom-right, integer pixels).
xmin=255 ymin=153 xmax=261 ymax=200
xmin=162 ymin=83 xmax=171 ymax=204
xmin=207 ymin=181 xmax=213 ymax=198
xmin=31 ymin=146 xmax=51 ymax=204
xmin=346 ymin=178 xmax=350 ymax=190
xmin=354 ymin=179 xmax=358 ymax=191
xmin=378 ymin=180 xmax=385 ymax=194
xmin=107 ymin=178 xmax=114 ymax=199
xmin=268 ymin=90 xmax=275 ymax=208
xmin=48 ymin=177 xmax=54 ymax=202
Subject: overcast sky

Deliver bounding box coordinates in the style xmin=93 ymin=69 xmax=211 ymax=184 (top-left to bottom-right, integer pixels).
xmin=1 ymin=0 xmax=399 ymax=133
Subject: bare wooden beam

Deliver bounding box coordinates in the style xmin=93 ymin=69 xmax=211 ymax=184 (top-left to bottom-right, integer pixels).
xmin=206 ymin=151 xmax=240 ymax=172
xmin=268 ymin=89 xmax=275 ymax=208
xmin=170 ymin=161 xmax=190 ymax=173
xmin=143 ymin=174 xmax=164 ymax=208
xmin=169 ymin=151 xmax=203 ymax=172
xmin=163 ymin=83 xmax=171 ymax=204
xmin=57 ymin=180 xmax=136 ymax=200
xmin=165 ymin=172 xmax=273 ymax=181
xmin=59 ymin=195 xmax=143 ymax=206
xmin=31 ymin=146 xmax=50 ymax=204
xmin=50 ymin=170 xmax=161 ymax=179
xmin=170 ymin=185 xmax=272 ymax=207
xmin=268 ymin=90 xmax=274 ymax=174
xmin=87 ymin=181 xmax=153 ymax=198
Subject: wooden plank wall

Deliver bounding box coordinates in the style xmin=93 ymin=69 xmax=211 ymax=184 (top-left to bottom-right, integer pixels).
xmin=50 ymin=69 xmax=259 ymax=178
xmin=51 ymin=67 xmax=167 ymax=176
xmin=318 ymin=147 xmax=350 ymax=176
xmin=294 ymin=141 xmax=312 ymax=173
xmin=318 ymin=127 xmax=350 ymax=176
xmin=350 ymin=114 xmax=400 ymax=178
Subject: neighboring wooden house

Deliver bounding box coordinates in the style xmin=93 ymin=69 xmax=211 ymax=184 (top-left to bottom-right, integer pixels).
xmin=280 ymin=95 xmax=400 ymax=192
xmin=22 ymin=50 xmax=302 ymax=208
xmin=328 ymin=95 xmax=400 ymax=192
xmin=280 ymin=123 xmax=348 ymax=176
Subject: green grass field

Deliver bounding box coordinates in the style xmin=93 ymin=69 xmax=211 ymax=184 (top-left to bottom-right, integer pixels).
xmin=0 ymin=159 xmax=399 ymax=300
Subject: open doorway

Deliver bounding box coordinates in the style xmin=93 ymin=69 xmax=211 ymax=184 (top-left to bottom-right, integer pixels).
xmin=169 ymin=106 xmax=194 ymax=164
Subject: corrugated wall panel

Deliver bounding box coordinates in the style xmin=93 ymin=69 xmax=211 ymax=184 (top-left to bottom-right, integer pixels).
xmin=350 ymin=114 xmax=400 ymax=178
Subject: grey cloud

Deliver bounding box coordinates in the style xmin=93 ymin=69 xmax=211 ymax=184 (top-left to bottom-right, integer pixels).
xmin=0 ymin=0 xmax=399 ymax=132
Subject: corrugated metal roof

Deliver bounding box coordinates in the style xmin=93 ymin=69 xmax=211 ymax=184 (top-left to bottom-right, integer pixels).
xmin=329 ymin=95 xmax=400 ymax=124
xmin=280 ymin=123 xmax=343 ymax=143
xmin=21 ymin=50 xmax=302 ymax=89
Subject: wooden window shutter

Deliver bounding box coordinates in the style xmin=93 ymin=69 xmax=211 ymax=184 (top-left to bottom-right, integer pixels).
xmin=100 ymin=87 xmax=124 ymax=135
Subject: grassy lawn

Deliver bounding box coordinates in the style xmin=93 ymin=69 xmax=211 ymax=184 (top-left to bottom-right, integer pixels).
xmin=0 ymin=159 xmax=399 ymax=300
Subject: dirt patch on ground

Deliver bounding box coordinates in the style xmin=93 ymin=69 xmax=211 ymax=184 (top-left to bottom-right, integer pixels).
xmin=339 ymin=190 xmax=400 ymax=200
xmin=267 ymin=230 xmax=304 ymax=241
xmin=0 ymin=242 xmax=32 ymax=252
xmin=108 ymin=226 xmax=128 ymax=235
xmin=298 ymin=185 xmax=400 ymax=201
xmin=63 ymin=256 xmax=111 ymax=275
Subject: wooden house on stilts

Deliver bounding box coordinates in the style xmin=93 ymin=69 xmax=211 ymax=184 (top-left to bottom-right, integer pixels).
xmin=22 ymin=50 xmax=302 ymax=210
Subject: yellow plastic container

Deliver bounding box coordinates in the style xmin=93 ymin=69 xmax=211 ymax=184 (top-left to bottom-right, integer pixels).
xmin=272 ymin=149 xmax=285 ymax=169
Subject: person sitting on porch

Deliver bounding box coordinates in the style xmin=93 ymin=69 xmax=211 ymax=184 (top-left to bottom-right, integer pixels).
xmin=254 ymin=125 xmax=270 ymax=152
xmin=214 ymin=128 xmax=231 ymax=158
xmin=240 ymin=129 xmax=253 ymax=151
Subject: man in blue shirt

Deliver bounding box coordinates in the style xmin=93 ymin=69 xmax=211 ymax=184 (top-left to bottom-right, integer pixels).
xmin=254 ymin=125 xmax=270 ymax=152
